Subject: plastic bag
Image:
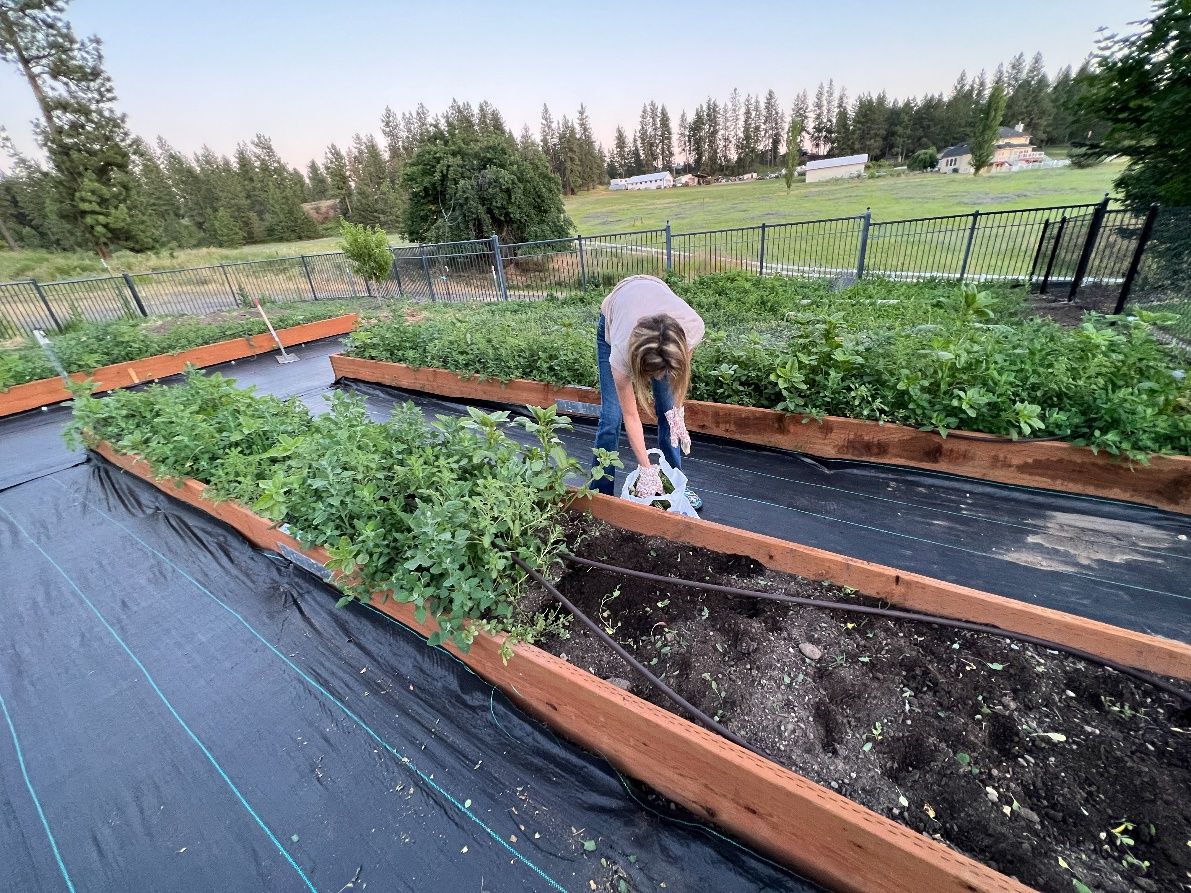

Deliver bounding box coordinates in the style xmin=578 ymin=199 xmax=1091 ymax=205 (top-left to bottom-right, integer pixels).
xmin=620 ymin=449 xmax=698 ymax=517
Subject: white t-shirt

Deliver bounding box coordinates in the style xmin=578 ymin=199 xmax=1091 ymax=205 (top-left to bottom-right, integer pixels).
xmin=600 ymin=275 xmax=705 ymax=377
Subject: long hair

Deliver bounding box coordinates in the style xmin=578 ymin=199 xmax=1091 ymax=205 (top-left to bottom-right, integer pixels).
xmin=626 ymin=313 xmax=691 ymax=410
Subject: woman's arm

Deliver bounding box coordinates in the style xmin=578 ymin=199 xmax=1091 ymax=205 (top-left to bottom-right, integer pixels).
xmin=613 ymin=369 xmax=652 ymax=468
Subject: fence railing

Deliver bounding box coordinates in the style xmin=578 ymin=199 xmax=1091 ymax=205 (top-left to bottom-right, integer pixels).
xmin=2 ymin=199 xmax=1186 ymax=344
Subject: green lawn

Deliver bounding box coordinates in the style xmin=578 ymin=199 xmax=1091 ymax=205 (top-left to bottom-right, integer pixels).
xmin=0 ymin=231 xmax=410 ymax=285
xmin=564 ymin=163 xmax=1124 ymax=234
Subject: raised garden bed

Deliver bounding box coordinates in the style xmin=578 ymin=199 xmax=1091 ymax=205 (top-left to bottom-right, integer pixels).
xmin=90 ymin=440 xmax=1190 ymax=893
xmin=0 ymin=313 xmax=357 ymax=417
xmin=329 ymin=353 xmax=1191 ymax=518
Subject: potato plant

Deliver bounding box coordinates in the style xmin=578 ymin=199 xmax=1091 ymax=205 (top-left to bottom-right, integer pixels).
xmin=67 ymin=371 xmax=605 ymax=655
xmin=345 ymin=274 xmax=1191 ymax=459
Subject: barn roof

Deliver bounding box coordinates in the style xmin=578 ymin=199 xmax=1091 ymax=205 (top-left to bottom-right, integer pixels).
xmin=804 ymin=154 xmax=869 ymax=171
xmin=624 ymin=171 xmax=672 ymax=183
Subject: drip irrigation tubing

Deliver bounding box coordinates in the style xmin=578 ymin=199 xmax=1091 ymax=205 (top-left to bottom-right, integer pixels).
xmin=504 ymin=551 xmax=773 ymax=759
xmin=560 ymin=553 xmax=1191 ymax=708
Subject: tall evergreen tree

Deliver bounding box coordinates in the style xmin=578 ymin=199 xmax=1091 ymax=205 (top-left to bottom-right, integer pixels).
xmin=305 ymin=160 xmax=332 ymax=200
xmin=0 ymin=0 xmax=159 ymax=258
xmin=657 ymin=105 xmax=674 ymax=171
xmin=969 ymin=84 xmax=1008 ymax=174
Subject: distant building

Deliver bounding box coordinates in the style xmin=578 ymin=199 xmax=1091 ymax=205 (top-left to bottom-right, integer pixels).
xmin=938 ymin=124 xmax=1045 ymax=174
xmin=674 ymin=174 xmax=698 ymax=187
xmin=804 ymin=154 xmax=869 ymax=183
xmin=628 ymin=171 xmax=674 ymax=190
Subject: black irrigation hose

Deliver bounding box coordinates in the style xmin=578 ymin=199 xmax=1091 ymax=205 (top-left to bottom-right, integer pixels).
xmin=505 ymin=552 xmax=773 ymax=759
xmin=561 ymin=553 xmax=1191 ymax=708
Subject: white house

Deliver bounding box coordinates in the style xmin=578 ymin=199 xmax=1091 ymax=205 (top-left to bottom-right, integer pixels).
xmin=804 ymin=154 xmax=869 ymax=183
xmin=610 ymin=171 xmax=674 ymax=191
xmin=938 ymin=124 xmax=1048 ymax=174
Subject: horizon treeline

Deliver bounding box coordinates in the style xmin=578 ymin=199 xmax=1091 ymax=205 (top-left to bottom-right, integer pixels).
xmin=1 ymin=51 xmax=1103 ymax=255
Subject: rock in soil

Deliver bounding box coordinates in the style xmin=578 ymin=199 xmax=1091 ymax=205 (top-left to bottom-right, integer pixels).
xmin=798 ymin=642 xmax=822 ymax=661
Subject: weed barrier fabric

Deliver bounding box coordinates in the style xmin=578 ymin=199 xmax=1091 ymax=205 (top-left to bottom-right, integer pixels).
xmin=0 ymin=460 xmax=811 ymax=893
xmin=337 ymin=380 xmax=1191 ymax=645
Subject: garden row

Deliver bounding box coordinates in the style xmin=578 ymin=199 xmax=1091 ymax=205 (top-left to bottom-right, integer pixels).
xmin=0 ymin=299 xmax=383 ymax=393
xmin=72 ymin=377 xmax=1191 ymax=893
xmin=345 ymin=274 xmax=1191 ymax=461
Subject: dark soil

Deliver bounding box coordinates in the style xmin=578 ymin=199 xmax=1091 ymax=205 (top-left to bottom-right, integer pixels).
xmin=537 ymin=517 xmax=1191 ymax=893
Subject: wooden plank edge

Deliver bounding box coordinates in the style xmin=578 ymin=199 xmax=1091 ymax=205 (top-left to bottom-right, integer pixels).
xmin=90 ymin=439 xmax=1031 ymax=893
xmin=327 ymin=355 xmax=1191 ymax=515
xmin=579 ymin=493 xmax=1191 ymax=682
xmin=0 ymin=314 xmax=358 ymax=418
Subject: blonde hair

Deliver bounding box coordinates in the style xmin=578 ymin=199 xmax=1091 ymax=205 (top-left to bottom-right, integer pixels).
xmin=626 ymin=313 xmax=691 ymax=410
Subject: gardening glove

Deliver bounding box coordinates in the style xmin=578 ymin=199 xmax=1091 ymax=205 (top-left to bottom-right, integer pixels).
xmin=635 ymin=464 xmax=664 ymax=499
xmin=665 ymin=406 xmax=692 ymax=455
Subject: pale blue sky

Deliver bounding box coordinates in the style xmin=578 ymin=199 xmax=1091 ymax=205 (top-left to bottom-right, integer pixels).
xmin=0 ymin=0 xmax=1150 ymax=170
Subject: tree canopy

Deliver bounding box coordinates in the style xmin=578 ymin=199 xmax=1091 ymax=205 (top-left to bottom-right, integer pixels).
xmin=401 ymin=124 xmax=572 ymax=244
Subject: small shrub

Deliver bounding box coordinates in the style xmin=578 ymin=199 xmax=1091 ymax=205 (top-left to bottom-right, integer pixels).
xmin=339 ymin=221 xmax=393 ymax=287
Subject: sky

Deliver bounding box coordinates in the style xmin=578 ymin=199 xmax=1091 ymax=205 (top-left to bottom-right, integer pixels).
xmin=0 ymin=0 xmax=1152 ymax=171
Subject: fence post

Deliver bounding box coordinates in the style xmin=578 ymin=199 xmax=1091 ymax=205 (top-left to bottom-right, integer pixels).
xmin=1114 ymin=203 xmax=1160 ymax=314
xmin=420 ymin=245 xmax=436 ymax=301
xmin=1068 ymin=193 xmax=1111 ymax=300
xmin=1039 ymin=214 xmax=1068 ymax=295
xmin=1028 ymin=219 xmax=1051 ymax=283
xmin=121 ymin=272 xmax=148 ymax=317
xmin=958 ymin=210 xmax=980 ymax=282
xmin=758 ymin=223 xmax=768 ymax=277
xmin=577 ymin=235 xmax=587 ymax=288
xmin=220 ymin=264 xmax=238 ymax=305
xmin=664 ymin=221 xmax=673 ymax=273
xmin=300 ymin=255 xmax=318 ymax=300
xmin=390 ymin=249 xmax=404 ymax=297
xmin=30 ymin=279 xmax=63 ymax=332
xmin=855 ymin=208 xmax=872 ymax=279
xmin=490 ymin=233 xmax=509 ymax=301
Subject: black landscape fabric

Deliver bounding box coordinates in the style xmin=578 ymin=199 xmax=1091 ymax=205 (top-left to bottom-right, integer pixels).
xmin=0 ymin=460 xmax=810 ymax=892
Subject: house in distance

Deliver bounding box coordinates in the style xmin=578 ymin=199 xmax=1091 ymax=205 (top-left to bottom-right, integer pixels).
xmin=609 ymin=171 xmax=675 ymax=190
xmin=804 ymin=154 xmax=870 ymax=183
xmin=937 ymin=124 xmax=1052 ymax=173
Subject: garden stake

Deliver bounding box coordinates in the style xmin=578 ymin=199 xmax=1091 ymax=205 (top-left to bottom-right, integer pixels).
xmin=252 ymin=296 xmax=299 ymax=364
xmin=562 ymin=554 xmax=1191 ymax=707
xmin=32 ymin=329 xmax=70 ymax=382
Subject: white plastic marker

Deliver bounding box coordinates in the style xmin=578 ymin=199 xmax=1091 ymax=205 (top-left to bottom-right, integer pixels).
xmin=251 ymin=296 xmax=298 ymax=364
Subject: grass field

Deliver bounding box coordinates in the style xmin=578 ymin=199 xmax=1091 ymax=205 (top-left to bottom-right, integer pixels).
xmin=0 ymin=232 xmax=406 ymax=285
xmin=564 ymin=163 xmax=1123 ymax=234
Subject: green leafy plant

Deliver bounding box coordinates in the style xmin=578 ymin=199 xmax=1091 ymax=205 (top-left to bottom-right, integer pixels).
xmin=67 ymin=372 xmax=614 ymax=656
xmin=345 ymin=273 xmax=1191 ymax=459
xmin=338 ymin=220 xmax=394 ymax=288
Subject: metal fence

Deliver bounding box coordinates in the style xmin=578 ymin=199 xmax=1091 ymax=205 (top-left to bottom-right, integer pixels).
xmin=2 ymin=199 xmax=1185 ymax=344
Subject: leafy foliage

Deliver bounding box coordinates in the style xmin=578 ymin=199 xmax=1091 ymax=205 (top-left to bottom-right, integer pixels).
xmin=1079 ymin=1 xmax=1191 ymax=208
xmin=338 ymin=220 xmax=393 ymax=285
xmin=401 ymin=122 xmax=572 ymax=244
xmin=907 ymin=148 xmax=939 ymax=172
xmin=68 ymin=372 xmax=602 ymax=654
xmin=346 ymin=274 xmax=1191 ymax=458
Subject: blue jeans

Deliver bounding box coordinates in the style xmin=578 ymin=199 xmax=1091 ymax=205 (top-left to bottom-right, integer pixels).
xmin=592 ymin=313 xmax=681 ymax=495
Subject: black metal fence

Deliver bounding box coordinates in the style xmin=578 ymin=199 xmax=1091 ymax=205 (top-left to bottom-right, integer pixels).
xmin=2 ymin=199 xmax=1185 ymax=346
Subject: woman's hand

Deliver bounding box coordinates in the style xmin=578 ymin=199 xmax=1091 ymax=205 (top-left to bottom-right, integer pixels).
xmin=635 ymin=464 xmax=664 ymax=498
xmin=665 ymin=406 xmax=691 ymax=455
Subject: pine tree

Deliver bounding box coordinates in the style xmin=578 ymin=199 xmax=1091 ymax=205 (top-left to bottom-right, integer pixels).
xmin=324 ymin=143 xmax=352 ymax=217
xmin=822 ymin=80 xmax=835 ymax=155
xmin=610 ymin=126 xmax=630 ymax=178
xmin=832 ymin=88 xmax=851 ymax=155
xmin=657 ymin=105 xmax=673 ymax=171
xmin=638 ymin=103 xmax=655 ymax=171
xmin=676 ymin=110 xmax=689 ymax=170
xmin=0 ymin=0 xmax=159 ymax=258
xmin=969 ymin=84 xmax=1008 ymax=174
xmin=811 ymin=82 xmax=827 ymax=155
xmin=726 ymin=89 xmax=742 ymax=172
xmin=348 ymin=134 xmax=399 ymax=228
xmin=306 ymin=160 xmax=332 ymax=200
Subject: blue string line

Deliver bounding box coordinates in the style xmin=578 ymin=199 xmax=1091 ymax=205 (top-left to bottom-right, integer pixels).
xmin=697 ymin=487 xmax=1191 ymax=604
xmin=0 ymin=503 xmax=319 ymax=893
xmin=0 ymin=689 xmax=76 ymax=893
xmin=52 ymin=479 xmax=569 ymax=893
